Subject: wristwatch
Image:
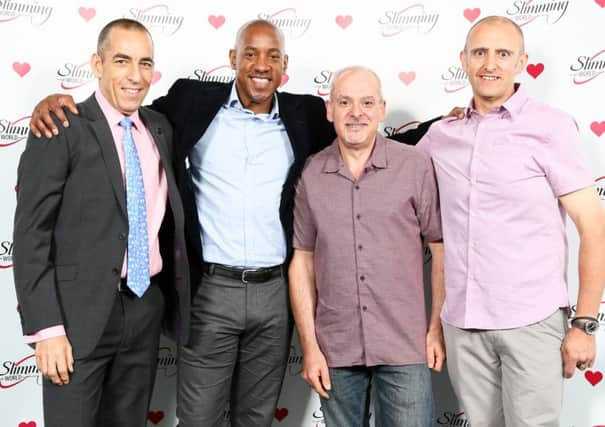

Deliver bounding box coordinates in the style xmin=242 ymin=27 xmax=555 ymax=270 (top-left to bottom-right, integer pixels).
xmin=571 ymin=316 xmax=600 ymax=335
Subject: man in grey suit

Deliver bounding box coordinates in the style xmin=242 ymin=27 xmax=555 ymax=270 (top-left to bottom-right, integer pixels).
xmin=13 ymin=18 xmax=189 ymax=427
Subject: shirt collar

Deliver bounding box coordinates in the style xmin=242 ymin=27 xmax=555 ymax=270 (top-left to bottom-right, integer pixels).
xmin=465 ymin=83 xmax=527 ymax=120
xmin=95 ymin=88 xmax=144 ymax=132
xmin=226 ymin=83 xmax=280 ymax=119
xmin=323 ymin=133 xmax=388 ymax=173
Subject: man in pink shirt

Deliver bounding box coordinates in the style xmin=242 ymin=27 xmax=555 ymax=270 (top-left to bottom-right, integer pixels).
xmin=13 ymin=19 xmax=189 ymax=427
xmin=418 ymin=16 xmax=605 ymax=426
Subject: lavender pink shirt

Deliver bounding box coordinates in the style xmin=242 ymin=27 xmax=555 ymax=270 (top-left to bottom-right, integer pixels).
xmin=26 ymin=89 xmax=167 ymax=343
xmin=418 ymin=85 xmax=594 ymax=330
xmin=293 ymin=134 xmax=442 ymax=367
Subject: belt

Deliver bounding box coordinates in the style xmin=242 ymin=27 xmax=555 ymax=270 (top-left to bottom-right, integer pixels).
xmin=118 ymin=275 xmax=159 ymax=296
xmin=203 ymin=262 xmax=282 ymax=283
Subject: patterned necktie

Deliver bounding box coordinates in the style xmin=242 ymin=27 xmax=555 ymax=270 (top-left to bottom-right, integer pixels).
xmin=120 ymin=117 xmax=150 ymax=297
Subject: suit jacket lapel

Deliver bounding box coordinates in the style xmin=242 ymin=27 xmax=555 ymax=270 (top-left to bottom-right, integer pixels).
xmin=80 ymin=95 xmax=127 ymax=215
xmin=278 ymin=92 xmax=307 ymax=168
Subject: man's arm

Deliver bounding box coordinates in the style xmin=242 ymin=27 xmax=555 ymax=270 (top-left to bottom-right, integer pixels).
xmin=288 ymin=249 xmax=331 ymax=399
xmin=14 ymin=121 xmax=75 ymax=385
xmin=388 ymin=107 xmax=465 ymax=146
xmin=559 ymin=186 xmax=605 ymax=378
xmin=29 ymin=94 xmax=78 ymax=138
xmin=426 ymin=241 xmax=446 ymax=372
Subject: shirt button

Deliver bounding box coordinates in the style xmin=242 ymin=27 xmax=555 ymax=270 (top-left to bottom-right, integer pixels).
xmin=356 ymin=214 xmax=361 ymax=220
xmin=360 ymin=275 xmax=365 ymax=281
xmin=362 ymin=306 xmax=368 ymax=311
xmin=358 ymin=244 xmax=363 ymax=250
xmin=355 ymin=185 xmax=360 ymax=190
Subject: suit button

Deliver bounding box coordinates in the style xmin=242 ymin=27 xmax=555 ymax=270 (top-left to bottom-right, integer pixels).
xmin=112 ymin=268 xmax=120 ymax=276
xmin=119 ymin=232 xmax=126 ymax=240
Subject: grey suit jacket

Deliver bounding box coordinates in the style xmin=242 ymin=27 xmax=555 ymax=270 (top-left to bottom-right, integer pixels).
xmin=13 ymin=94 xmax=190 ymax=358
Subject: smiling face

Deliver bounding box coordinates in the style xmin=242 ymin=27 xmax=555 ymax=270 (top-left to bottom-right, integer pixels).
xmin=460 ymin=19 xmax=527 ymax=114
xmin=229 ymin=21 xmax=288 ymax=114
xmin=91 ymin=26 xmax=154 ymax=116
xmin=326 ymin=68 xmax=386 ymax=150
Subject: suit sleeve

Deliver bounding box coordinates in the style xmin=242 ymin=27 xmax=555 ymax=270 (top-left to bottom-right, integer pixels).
xmin=13 ymin=123 xmax=72 ymax=335
xmin=388 ymin=116 xmax=441 ymax=146
xmin=149 ymin=78 xmax=192 ymax=125
xmin=310 ymin=96 xmax=336 ymax=154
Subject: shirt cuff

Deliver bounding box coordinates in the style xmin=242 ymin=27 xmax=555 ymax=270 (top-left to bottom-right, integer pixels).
xmin=24 ymin=325 xmax=66 ymax=344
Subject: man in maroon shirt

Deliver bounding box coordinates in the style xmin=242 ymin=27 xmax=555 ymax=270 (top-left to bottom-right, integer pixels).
xmin=289 ymin=66 xmax=445 ymax=427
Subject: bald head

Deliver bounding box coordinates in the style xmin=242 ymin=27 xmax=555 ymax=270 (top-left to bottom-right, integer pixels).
xmin=330 ymin=66 xmax=383 ymax=101
xmin=234 ymin=19 xmax=285 ymax=53
xmin=464 ymin=16 xmax=525 ymax=54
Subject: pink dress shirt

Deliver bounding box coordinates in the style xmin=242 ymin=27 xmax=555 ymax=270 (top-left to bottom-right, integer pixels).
xmin=26 ymin=89 xmax=168 ymax=343
xmin=418 ymin=85 xmax=594 ymax=330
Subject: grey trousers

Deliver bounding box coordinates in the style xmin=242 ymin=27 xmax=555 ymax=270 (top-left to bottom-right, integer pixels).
xmin=177 ymin=270 xmax=292 ymax=427
xmin=443 ymin=309 xmax=567 ymax=427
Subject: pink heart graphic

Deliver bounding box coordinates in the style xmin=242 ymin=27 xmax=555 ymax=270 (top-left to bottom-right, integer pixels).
xmin=13 ymin=62 xmax=31 ymax=77
xmin=274 ymin=407 xmax=289 ymax=421
xmin=18 ymin=422 xmax=36 ymax=427
xmin=335 ymin=15 xmax=352 ymax=29
xmin=208 ymin=15 xmax=225 ymax=29
xmin=463 ymin=8 xmax=481 ymax=22
xmin=147 ymin=410 xmax=164 ymax=424
xmin=595 ymin=0 xmax=605 ymax=7
xmin=78 ymin=7 xmax=96 ymax=22
xmin=585 ymin=370 xmax=603 ymax=386
xmin=590 ymin=121 xmax=605 ymax=137
xmin=152 ymin=71 xmax=162 ymax=84
xmin=280 ymin=73 xmax=289 ymax=87
xmin=526 ymin=63 xmax=544 ymax=79
xmin=398 ymin=71 xmax=416 ymax=86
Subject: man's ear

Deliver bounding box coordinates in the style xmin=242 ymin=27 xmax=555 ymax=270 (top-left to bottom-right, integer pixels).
xmin=325 ymin=100 xmax=334 ymax=123
xmin=91 ymin=53 xmax=103 ymax=78
xmin=229 ymin=49 xmax=237 ymax=70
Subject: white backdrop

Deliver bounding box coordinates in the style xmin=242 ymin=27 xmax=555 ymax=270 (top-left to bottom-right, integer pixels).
xmin=1 ymin=1 xmax=605 ymax=426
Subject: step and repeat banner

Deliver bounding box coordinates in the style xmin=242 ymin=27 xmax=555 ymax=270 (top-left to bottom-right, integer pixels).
xmin=2 ymin=1 xmax=605 ymax=426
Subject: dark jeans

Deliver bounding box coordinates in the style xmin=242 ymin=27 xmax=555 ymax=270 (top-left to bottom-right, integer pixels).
xmin=320 ymin=364 xmax=434 ymax=427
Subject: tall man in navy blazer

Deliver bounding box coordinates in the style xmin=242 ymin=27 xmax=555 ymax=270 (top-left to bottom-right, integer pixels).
xmin=13 ymin=19 xmax=189 ymax=427
xmin=28 ymin=19 xmax=445 ymax=427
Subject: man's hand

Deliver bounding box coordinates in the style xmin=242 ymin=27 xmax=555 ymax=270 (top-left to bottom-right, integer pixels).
xmin=444 ymin=107 xmax=465 ymax=120
xmin=561 ymin=327 xmax=596 ymax=378
xmin=426 ymin=327 xmax=446 ymax=372
xmin=301 ymin=347 xmax=331 ymax=399
xmin=35 ymin=335 xmax=74 ymax=385
xmin=30 ymin=94 xmax=78 ymax=138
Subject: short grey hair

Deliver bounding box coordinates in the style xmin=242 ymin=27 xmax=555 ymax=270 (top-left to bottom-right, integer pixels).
xmin=329 ymin=66 xmax=383 ymax=101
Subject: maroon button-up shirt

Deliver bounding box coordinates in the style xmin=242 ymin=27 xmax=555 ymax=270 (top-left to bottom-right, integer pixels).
xmin=293 ymin=134 xmax=442 ymax=367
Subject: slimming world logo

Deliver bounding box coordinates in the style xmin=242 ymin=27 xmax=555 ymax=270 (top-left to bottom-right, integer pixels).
xmin=312 ymin=70 xmax=333 ymax=97
xmin=596 ymin=176 xmax=605 ymax=201
xmin=188 ymin=65 xmax=234 ymax=83
xmin=441 ymin=66 xmax=469 ymax=94
xmin=56 ymin=61 xmax=95 ymax=90
xmin=128 ymin=4 xmax=184 ymax=36
xmin=156 ymin=346 xmax=177 ymax=377
xmin=0 ymin=0 xmax=52 ymax=25
xmin=505 ymin=0 xmax=569 ymax=26
xmin=570 ymin=49 xmax=605 ymax=85
xmin=378 ymin=4 xmax=439 ymax=37
xmin=0 ymin=117 xmax=29 ymax=147
xmin=258 ymin=8 xmax=312 ymax=39
xmin=0 ymin=354 xmax=40 ymax=389
xmin=0 ymin=240 xmax=13 ymax=268
xmin=437 ymin=411 xmax=470 ymax=426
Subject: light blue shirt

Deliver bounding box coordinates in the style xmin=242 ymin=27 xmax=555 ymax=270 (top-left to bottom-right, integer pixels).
xmin=189 ymin=85 xmax=294 ymax=267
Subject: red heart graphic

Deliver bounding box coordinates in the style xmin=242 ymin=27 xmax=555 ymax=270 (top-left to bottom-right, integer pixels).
xmin=463 ymin=8 xmax=481 ymax=23
xmin=152 ymin=71 xmax=162 ymax=84
xmin=18 ymin=422 xmax=36 ymax=427
xmin=526 ymin=63 xmax=544 ymax=79
xmin=335 ymin=15 xmax=352 ymax=29
xmin=585 ymin=370 xmax=603 ymax=386
xmin=590 ymin=121 xmax=605 ymax=137
xmin=148 ymin=410 xmax=165 ymax=424
xmin=274 ymin=407 xmax=288 ymax=421
xmin=13 ymin=62 xmax=31 ymax=77
xmin=595 ymin=0 xmax=605 ymax=7
xmin=78 ymin=7 xmax=95 ymax=22
xmin=280 ymin=73 xmax=289 ymax=87
xmin=208 ymin=15 xmax=225 ymax=29
xmin=398 ymin=71 xmax=416 ymax=86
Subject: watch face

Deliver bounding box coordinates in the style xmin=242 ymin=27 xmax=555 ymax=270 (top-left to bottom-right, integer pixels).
xmin=586 ymin=320 xmax=599 ymax=335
